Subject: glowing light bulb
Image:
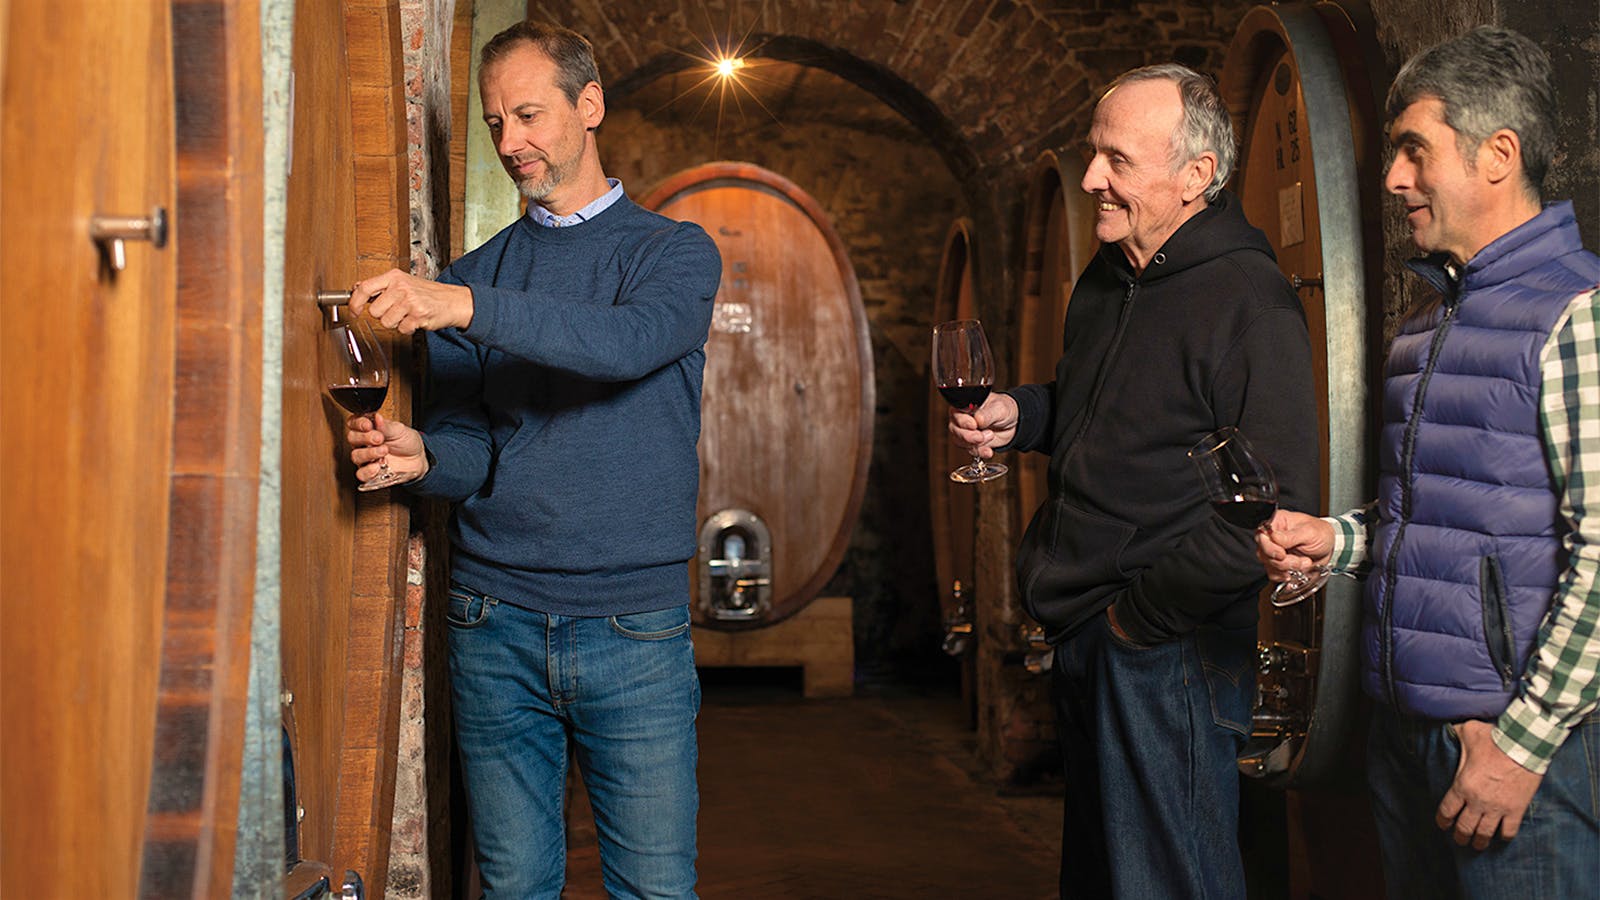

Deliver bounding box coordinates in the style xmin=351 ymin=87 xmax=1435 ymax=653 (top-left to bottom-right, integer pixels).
xmin=715 ymin=57 xmax=744 ymax=78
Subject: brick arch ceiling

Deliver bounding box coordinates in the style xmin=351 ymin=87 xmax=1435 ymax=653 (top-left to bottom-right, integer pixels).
xmin=612 ymin=34 xmax=979 ymax=182
xmin=540 ymin=0 xmax=1257 ymax=176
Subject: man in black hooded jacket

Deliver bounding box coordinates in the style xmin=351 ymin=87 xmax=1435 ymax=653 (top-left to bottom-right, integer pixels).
xmin=951 ymin=63 xmax=1319 ymax=898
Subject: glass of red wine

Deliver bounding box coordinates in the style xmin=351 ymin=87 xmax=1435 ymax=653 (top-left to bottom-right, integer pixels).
xmin=1188 ymin=426 xmax=1327 ymax=606
xmin=932 ymin=318 xmax=1007 ymax=484
xmin=321 ymin=304 xmax=401 ymax=492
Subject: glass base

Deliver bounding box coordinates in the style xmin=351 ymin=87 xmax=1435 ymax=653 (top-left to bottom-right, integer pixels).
xmin=950 ymin=460 xmax=1007 ymax=484
xmin=1269 ymin=566 xmax=1331 ymax=607
xmin=358 ymin=468 xmax=404 ymax=492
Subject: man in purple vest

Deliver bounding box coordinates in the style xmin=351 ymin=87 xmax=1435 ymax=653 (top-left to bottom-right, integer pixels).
xmin=1258 ymin=26 xmax=1599 ymax=898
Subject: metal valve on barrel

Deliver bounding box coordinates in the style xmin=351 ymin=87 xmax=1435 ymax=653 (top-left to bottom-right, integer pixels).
xmin=697 ymin=509 xmax=773 ymax=622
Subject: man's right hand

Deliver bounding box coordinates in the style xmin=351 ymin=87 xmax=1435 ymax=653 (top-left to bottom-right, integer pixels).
xmin=1255 ymin=510 xmax=1335 ymax=584
xmin=345 ymin=412 xmax=429 ymax=487
xmin=948 ymin=391 xmax=1019 ymax=460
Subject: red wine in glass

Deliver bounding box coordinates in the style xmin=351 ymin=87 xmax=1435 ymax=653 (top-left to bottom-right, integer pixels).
xmin=1211 ymin=498 xmax=1276 ymax=530
xmin=329 ymin=384 xmax=388 ymax=416
xmin=932 ymin=319 xmax=1006 ymax=484
xmin=321 ymin=305 xmax=402 ymax=492
xmin=1188 ymin=426 xmax=1328 ymax=606
xmin=938 ymin=384 xmax=991 ymax=413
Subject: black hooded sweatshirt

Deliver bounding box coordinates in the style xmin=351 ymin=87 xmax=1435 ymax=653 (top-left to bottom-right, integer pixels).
xmin=1006 ymin=190 xmax=1320 ymax=645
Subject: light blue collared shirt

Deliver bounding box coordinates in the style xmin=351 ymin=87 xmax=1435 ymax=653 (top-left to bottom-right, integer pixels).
xmin=527 ymin=177 xmax=624 ymax=228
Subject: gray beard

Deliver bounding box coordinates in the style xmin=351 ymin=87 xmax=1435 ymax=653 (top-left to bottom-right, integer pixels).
xmin=516 ymin=163 xmax=565 ymax=202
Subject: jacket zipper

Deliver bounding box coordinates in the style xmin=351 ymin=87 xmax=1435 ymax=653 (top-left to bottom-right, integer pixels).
xmin=1064 ymin=280 xmax=1139 ymax=458
xmin=1380 ymin=297 xmax=1458 ymax=709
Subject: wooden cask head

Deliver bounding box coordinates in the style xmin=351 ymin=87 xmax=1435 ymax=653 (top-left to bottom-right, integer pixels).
xmin=642 ymin=163 xmax=874 ymax=629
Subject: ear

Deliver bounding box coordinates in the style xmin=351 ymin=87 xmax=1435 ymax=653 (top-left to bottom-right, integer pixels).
xmin=1182 ymin=152 xmax=1217 ymax=204
xmin=579 ymin=81 xmax=605 ymax=132
xmin=1478 ymin=127 xmax=1521 ymax=186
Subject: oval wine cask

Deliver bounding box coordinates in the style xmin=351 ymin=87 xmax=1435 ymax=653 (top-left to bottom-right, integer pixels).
xmin=275 ymin=0 xmax=414 ymax=894
xmin=642 ymin=163 xmax=874 ymax=629
xmin=1221 ymin=4 xmax=1387 ymax=897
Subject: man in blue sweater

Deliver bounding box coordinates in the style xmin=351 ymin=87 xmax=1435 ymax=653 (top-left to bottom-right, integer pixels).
xmin=1259 ymin=27 xmax=1599 ymax=899
xmin=343 ymin=22 xmax=721 ymax=899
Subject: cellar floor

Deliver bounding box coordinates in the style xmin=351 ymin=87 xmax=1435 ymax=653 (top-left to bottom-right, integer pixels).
xmin=559 ymin=671 xmax=1061 ymax=899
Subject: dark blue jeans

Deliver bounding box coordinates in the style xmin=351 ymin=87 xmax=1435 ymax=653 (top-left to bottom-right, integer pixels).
xmin=1366 ymin=704 xmax=1600 ymax=899
xmin=446 ymin=586 xmax=701 ymax=899
xmin=1052 ymin=612 xmax=1256 ymax=899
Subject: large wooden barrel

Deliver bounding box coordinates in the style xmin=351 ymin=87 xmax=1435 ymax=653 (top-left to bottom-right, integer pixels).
xmin=1 ymin=5 xmax=179 ymax=897
xmin=1012 ymin=151 xmax=1098 ymax=537
xmin=276 ymin=1 xmax=415 ymax=895
xmin=928 ymin=219 xmax=980 ymax=706
xmin=1223 ymin=4 xmax=1387 ymax=897
xmin=1222 ymin=0 xmax=1384 ymax=790
xmin=641 ymin=163 xmax=874 ymax=629
xmin=2 ymin=3 xmax=266 ymax=898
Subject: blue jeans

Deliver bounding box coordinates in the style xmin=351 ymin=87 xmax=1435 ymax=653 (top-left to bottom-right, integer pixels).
xmin=445 ymin=586 xmax=701 ymax=899
xmin=1051 ymin=612 xmax=1255 ymax=900
xmin=1366 ymin=704 xmax=1600 ymax=900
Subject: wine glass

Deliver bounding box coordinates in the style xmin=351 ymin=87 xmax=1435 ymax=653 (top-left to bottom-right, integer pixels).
xmin=932 ymin=318 xmax=1007 ymax=484
xmin=1187 ymin=426 xmax=1329 ymax=607
xmin=321 ymin=305 xmax=402 ymax=492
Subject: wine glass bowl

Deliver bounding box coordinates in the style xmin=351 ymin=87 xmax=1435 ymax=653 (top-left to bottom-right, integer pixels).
xmin=1188 ymin=427 xmax=1278 ymax=529
xmin=1188 ymin=426 xmax=1328 ymax=607
xmin=321 ymin=306 xmax=401 ymax=492
xmin=932 ymin=318 xmax=1006 ymax=484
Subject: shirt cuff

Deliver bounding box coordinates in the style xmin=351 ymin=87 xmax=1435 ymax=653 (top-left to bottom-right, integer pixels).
xmin=1326 ymin=510 xmax=1367 ymax=573
xmin=1492 ymin=698 xmax=1563 ymax=775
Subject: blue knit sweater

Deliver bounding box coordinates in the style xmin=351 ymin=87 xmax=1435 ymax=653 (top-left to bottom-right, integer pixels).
xmin=408 ymin=196 xmax=722 ymax=616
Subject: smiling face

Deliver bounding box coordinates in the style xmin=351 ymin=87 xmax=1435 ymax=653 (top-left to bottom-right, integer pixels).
xmin=1080 ymin=78 xmax=1213 ymax=272
xmin=1384 ymin=97 xmax=1498 ymax=265
xmin=479 ymin=42 xmax=607 ymax=215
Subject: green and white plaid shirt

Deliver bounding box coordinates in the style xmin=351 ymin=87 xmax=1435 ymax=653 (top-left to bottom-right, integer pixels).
xmin=1326 ymin=288 xmax=1600 ymax=774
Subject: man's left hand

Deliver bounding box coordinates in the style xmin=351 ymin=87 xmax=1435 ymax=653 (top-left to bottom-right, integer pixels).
xmin=1436 ymin=719 xmax=1543 ymax=849
xmin=350 ymin=268 xmax=474 ymax=334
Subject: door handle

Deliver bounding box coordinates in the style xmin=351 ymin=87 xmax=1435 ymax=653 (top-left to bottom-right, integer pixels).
xmin=90 ymin=206 xmax=168 ymax=272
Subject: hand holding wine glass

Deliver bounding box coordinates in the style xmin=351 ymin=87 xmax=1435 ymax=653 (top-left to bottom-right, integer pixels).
xmin=932 ymin=319 xmax=1007 ymax=484
xmin=322 ymin=305 xmax=404 ymax=491
xmin=1188 ymin=426 xmax=1330 ymax=606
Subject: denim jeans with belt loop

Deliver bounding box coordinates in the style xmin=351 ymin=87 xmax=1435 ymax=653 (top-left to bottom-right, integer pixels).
xmin=1366 ymin=703 xmax=1600 ymax=900
xmin=1052 ymin=612 xmax=1256 ymax=899
xmin=445 ymin=584 xmax=701 ymax=899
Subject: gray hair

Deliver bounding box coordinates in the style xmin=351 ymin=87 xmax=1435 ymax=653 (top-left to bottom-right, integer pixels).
xmin=1386 ymin=26 xmax=1555 ymax=200
xmin=480 ymin=21 xmax=602 ymax=105
xmin=1104 ymin=63 xmax=1237 ymax=202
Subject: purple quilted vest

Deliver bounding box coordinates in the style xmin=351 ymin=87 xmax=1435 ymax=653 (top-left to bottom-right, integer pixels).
xmin=1365 ymin=202 xmax=1600 ymax=718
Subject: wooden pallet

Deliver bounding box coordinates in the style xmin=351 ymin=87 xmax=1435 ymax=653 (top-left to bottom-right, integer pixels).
xmin=693 ymin=596 xmax=854 ymax=698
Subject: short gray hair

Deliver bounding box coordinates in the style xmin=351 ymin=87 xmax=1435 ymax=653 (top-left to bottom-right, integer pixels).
xmin=480 ymin=21 xmax=602 ymax=105
xmin=1386 ymin=26 xmax=1555 ymax=200
xmin=1104 ymin=63 xmax=1237 ymax=202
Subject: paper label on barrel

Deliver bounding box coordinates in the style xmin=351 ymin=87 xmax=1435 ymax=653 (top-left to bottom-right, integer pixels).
xmin=712 ymin=300 xmax=753 ymax=334
xmin=1278 ymin=182 xmax=1305 ymax=248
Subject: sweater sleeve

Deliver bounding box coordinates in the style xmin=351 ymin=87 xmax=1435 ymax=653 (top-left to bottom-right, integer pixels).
xmin=404 ymin=265 xmax=496 ymax=502
xmin=460 ymin=223 xmax=720 ymax=381
xmin=1115 ymin=301 xmax=1321 ymax=643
